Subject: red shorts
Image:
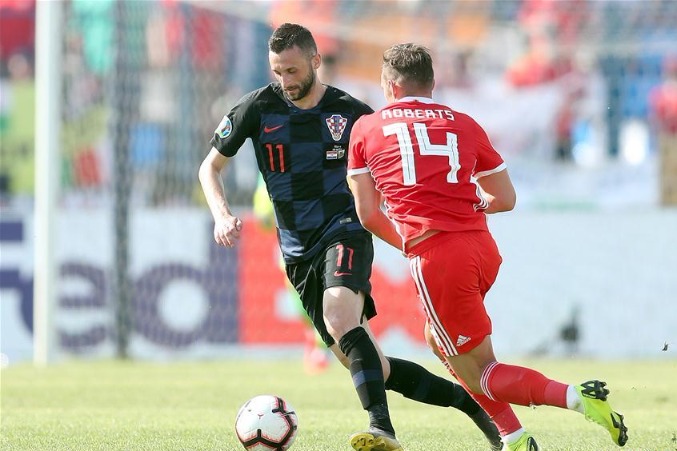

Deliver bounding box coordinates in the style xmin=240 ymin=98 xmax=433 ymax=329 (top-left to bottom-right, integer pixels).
xmin=408 ymin=230 xmax=501 ymax=356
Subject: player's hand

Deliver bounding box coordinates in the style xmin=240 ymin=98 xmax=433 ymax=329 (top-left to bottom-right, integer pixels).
xmin=214 ymin=215 xmax=243 ymax=248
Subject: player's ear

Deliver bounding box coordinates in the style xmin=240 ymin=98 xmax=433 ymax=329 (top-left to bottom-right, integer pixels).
xmin=390 ymin=80 xmax=400 ymax=99
xmin=312 ymin=53 xmax=321 ymax=70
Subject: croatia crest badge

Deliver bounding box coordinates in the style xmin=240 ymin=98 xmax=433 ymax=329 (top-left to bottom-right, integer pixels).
xmin=325 ymin=114 xmax=348 ymax=141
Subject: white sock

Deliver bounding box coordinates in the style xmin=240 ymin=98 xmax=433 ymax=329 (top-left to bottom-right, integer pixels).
xmin=566 ymin=385 xmax=585 ymax=413
xmin=502 ymin=428 xmax=525 ymax=445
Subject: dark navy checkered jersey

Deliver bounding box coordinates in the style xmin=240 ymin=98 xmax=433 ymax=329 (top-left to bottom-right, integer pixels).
xmin=210 ymin=83 xmax=374 ymax=263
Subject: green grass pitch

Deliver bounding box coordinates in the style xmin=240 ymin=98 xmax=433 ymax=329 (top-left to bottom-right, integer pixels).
xmin=1 ymin=358 xmax=675 ymax=450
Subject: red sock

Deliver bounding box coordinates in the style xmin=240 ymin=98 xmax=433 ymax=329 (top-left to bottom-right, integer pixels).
xmin=481 ymin=362 xmax=568 ymax=408
xmin=451 ymin=367 xmax=522 ymax=436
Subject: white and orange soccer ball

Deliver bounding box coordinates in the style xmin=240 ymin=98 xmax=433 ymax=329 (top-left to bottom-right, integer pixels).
xmin=235 ymin=395 xmax=299 ymax=451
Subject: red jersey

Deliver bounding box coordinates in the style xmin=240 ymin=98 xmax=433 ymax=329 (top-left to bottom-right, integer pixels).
xmin=348 ymin=97 xmax=506 ymax=247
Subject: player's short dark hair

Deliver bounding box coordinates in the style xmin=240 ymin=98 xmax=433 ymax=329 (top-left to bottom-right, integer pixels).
xmin=269 ymin=23 xmax=318 ymax=57
xmin=382 ymin=43 xmax=434 ymax=88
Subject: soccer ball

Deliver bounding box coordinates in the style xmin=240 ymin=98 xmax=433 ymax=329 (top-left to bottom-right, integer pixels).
xmin=235 ymin=395 xmax=298 ymax=450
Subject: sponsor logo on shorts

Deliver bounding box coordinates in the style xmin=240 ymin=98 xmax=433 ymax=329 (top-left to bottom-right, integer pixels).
xmin=456 ymin=335 xmax=471 ymax=347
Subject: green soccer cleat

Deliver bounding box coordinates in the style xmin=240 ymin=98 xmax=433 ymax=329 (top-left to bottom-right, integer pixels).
xmin=576 ymin=380 xmax=628 ymax=447
xmin=501 ymin=432 xmax=539 ymax=451
xmin=349 ymin=429 xmax=404 ymax=451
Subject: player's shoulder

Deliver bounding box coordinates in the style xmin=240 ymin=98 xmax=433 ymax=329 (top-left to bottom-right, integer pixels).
xmin=447 ymin=107 xmax=474 ymax=121
xmin=354 ymin=108 xmax=380 ymax=125
xmin=424 ymin=99 xmax=472 ymax=120
xmin=463 ymin=113 xmax=487 ymax=134
xmin=350 ymin=108 xmax=382 ymax=139
xmin=436 ymin=104 xmax=482 ymax=128
xmin=229 ymin=84 xmax=287 ymax=121
xmin=239 ymin=83 xmax=284 ymax=105
xmin=324 ymin=86 xmax=374 ymax=115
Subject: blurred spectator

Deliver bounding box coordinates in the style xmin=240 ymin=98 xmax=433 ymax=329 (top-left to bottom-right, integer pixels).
xmin=0 ymin=0 xmax=35 ymax=62
xmin=59 ymin=2 xmax=111 ymax=203
xmin=437 ymin=51 xmax=475 ymax=91
xmin=506 ymin=0 xmax=587 ymax=162
xmin=649 ymin=55 xmax=677 ymax=205
xmin=0 ymin=52 xmax=35 ymax=198
xmin=0 ymin=0 xmax=36 ymax=201
xmin=506 ymin=0 xmax=584 ymax=87
xmin=71 ymin=0 xmax=114 ymax=76
xmin=650 ymin=56 xmax=677 ymax=134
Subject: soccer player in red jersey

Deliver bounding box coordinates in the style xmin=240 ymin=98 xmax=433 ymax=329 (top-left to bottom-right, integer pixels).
xmin=347 ymin=43 xmax=628 ymax=451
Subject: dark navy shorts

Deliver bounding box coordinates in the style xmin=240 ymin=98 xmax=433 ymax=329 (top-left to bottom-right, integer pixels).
xmin=286 ymin=232 xmax=377 ymax=346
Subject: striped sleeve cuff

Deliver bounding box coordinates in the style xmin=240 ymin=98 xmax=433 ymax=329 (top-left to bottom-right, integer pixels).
xmin=475 ymin=162 xmax=507 ymax=179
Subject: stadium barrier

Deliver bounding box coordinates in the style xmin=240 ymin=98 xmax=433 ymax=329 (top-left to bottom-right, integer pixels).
xmin=1 ymin=208 xmax=675 ymax=364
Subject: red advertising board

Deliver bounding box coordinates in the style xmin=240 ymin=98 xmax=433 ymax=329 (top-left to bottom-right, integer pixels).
xmin=238 ymin=215 xmax=426 ymax=345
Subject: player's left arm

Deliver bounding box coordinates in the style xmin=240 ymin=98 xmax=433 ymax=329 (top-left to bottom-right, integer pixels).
xmin=471 ymin=118 xmax=516 ymax=214
xmin=476 ymin=168 xmax=516 ymax=213
xmin=347 ymin=172 xmax=403 ymax=250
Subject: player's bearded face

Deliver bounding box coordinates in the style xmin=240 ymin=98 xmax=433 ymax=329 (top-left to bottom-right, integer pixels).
xmin=283 ymin=62 xmax=315 ymax=101
xmin=270 ymin=47 xmax=318 ymax=102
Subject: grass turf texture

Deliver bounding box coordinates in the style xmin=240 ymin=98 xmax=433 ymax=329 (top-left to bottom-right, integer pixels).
xmin=1 ymin=358 xmax=675 ymax=451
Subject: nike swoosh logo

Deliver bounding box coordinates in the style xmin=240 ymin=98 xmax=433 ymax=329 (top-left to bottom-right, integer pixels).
xmin=334 ymin=271 xmax=351 ymax=277
xmin=263 ymin=124 xmax=283 ymax=133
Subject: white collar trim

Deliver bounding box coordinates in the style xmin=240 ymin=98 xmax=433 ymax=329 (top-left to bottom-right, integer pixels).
xmin=398 ymin=96 xmax=435 ymax=104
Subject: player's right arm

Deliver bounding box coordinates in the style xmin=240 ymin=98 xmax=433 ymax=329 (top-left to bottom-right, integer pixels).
xmin=347 ymin=116 xmax=403 ymax=251
xmin=201 ymin=89 xmax=262 ymax=247
xmin=348 ymin=171 xmax=403 ymax=251
xmin=198 ymin=148 xmax=242 ymax=248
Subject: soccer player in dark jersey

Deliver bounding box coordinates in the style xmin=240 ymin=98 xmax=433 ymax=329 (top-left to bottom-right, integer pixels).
xmin=347 ymin=43 xmax=629 ymax=451
xmin=199 ymin=23 xmax=502 ymax=451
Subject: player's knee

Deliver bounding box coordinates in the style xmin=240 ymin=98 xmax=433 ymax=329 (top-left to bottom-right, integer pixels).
xmin=323 ymin=306 xmax=361 ymax=341
xmin=325 ymin=320 xmax=356 ymax=344
xmin=324 ymin=315 xmax=348 ymax=343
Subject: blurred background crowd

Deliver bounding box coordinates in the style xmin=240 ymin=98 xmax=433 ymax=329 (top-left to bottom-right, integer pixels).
xmin=1 ymin=0 xmax=677 ymax=211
